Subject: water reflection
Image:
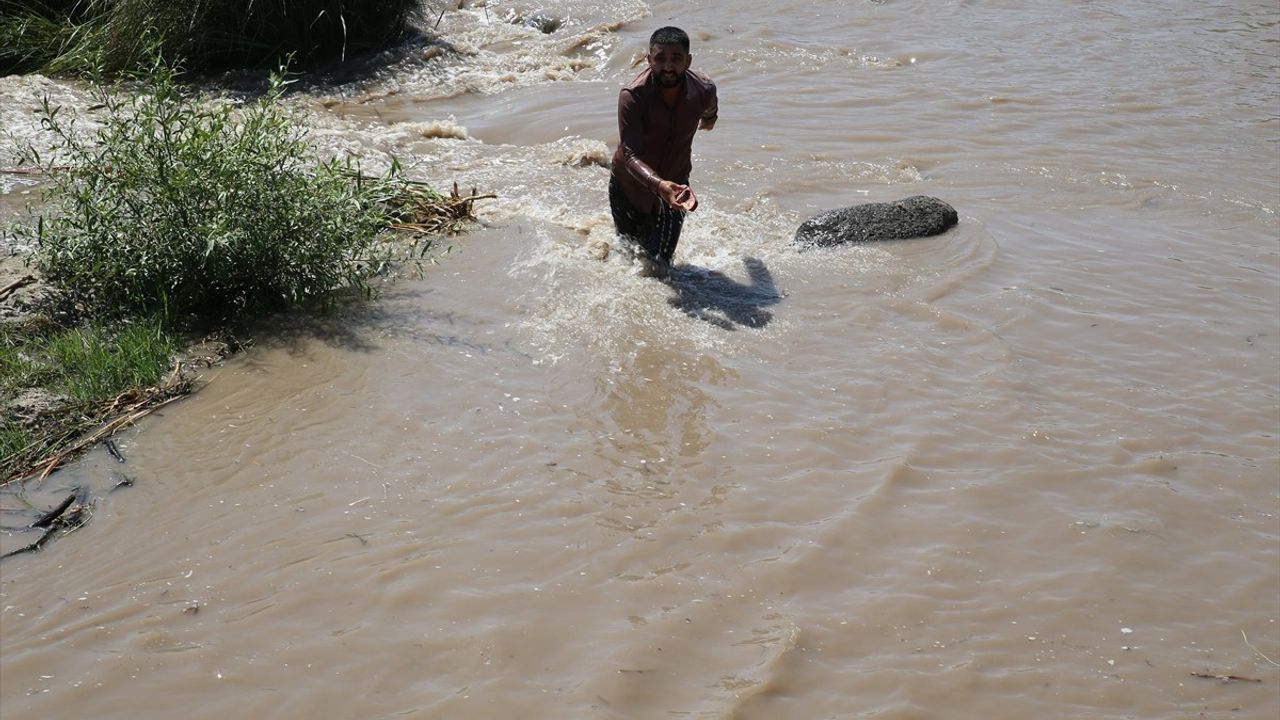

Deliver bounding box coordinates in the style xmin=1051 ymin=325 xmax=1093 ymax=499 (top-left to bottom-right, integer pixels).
xmin=588 ymin=341 xmax=728 ymax=538
xmin=597 ymin=343 xmax=723 ymax=467
xmin=663 ymin=257 xmax=781 ymax=330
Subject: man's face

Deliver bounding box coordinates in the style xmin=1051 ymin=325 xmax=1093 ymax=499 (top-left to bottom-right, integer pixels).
xmin=648 ymin=43 xmax=692 ymax=88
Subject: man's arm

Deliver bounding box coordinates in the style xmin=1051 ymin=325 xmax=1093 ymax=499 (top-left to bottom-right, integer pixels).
xmin=700 ymin=79 xmax=718 ymax=131
xmin=617 ymin=89 xmax=663 ymax=190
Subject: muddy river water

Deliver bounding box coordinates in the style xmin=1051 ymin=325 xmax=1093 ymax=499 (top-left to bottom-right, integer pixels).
xmin=2 ymin=1 xmax=1278 ymax=718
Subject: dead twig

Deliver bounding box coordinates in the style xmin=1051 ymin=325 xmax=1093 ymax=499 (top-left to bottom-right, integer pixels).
xmin=0 ymin=167 xmax=59 ymax=176
xmin=1189 ymin=672 xmax=1263 ymax=683
xmin=386 ymin=181 xmax=495 ymax=235
xmin=0 ymin=275 xmax=36 ymax=302
xmin=31 ymin=491 xmax=79 ymax=528
xmin=33 ymin=393 xmax=187 ymax=482
xmin=1243 ymin=629 xmax=1280 ymax=667
xmin=0 ymin=526 xmax=60 ymax=560
xmin=339 ymin=170 xmax=494 ymax=235
xmin=104 ymin=439 xmax=125 ymax=463
xmin=1 ymin=386 xmax=189 ymax=487
xmin=1 ymin=489 xmax=91 ymax=561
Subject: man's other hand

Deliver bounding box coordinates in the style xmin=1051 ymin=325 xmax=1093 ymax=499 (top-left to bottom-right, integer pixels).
xmin=658 ymin=181 xmax=699 ymax=212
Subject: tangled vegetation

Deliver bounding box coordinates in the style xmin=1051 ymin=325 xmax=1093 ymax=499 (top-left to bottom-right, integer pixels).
xmin=1 ymin=0 xmax=422 ymax=76
xmin=0 ymin=316 xmax=183 ymax=481
xmin=2 ymin=59 xmax=488 ymax=487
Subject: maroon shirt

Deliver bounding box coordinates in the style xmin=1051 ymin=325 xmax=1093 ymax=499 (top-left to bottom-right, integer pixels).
xmin=611 ymin=67 xmax=718 ymax=214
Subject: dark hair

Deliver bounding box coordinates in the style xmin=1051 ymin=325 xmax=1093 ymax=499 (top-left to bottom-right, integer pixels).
xmin=649 ymin=26 xmax=690 ymax=52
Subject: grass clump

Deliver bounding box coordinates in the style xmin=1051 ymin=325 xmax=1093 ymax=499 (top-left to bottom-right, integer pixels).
xmin=0 ymin=0 xmax=422 ymax=76
xmin=4 ymin=318 xmax=178 ymax=403
xmin=0 ymin=0 xmax=111 ymax=76
xmin=0 ymin=316 xmax=179 ymax=480
xmin=12 ymin=63 xmax=407 ymax=326
xmin=0 ymin=422 xmax=33 ymax=474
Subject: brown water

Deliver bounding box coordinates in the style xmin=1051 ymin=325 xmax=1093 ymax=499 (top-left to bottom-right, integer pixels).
xmin=2 ymin=1 xmax=1278 ymax=718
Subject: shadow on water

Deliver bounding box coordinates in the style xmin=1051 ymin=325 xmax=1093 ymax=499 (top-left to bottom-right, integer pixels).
xmin=244 ymin=284 xmax=523 ymax=360
xmin=663 ymin=257 xmax=781 ymax=331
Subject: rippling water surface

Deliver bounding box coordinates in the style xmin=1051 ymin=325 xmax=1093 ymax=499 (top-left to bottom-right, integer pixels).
xmin=2 ymin=1 xmax=1278 ymax=718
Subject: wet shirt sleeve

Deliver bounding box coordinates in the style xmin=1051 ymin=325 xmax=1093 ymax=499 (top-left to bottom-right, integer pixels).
xmin=617 ymin=88 xmax=663 ymax=190
xmin=702 ymin=80 xmax=718 ymax=124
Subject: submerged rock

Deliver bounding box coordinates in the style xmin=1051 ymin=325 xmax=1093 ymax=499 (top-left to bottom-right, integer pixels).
xmin=794 ymin=195 xmax=958 ymax=247
xmin=520 ymin=12 xmax=562 ymax=34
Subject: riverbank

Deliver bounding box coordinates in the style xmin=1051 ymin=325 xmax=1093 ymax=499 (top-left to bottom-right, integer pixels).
xmin=0 ymin=250 xmax=230 ymax=487
xmin=0 ymin=61 xmax=487 ymax=555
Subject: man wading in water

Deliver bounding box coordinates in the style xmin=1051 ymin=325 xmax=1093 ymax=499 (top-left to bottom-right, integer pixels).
xmin=610 ymin=26 xmax=718 ymax=275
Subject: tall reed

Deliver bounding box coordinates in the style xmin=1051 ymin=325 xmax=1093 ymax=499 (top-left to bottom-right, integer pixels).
xmin=1 ymin=0 xmax=422 ymax=76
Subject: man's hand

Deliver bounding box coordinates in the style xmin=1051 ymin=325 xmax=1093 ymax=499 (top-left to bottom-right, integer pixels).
xmin=658 ymin=180 xmax=699 ymax=212
xmin=700 ymin=116 xmax=716 ymax=131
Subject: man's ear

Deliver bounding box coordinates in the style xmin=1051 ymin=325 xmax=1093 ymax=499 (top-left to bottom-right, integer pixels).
xmin=685 ymin=54 xmax=694 ymax=69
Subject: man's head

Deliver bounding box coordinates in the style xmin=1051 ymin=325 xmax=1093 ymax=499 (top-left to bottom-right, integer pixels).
xmin=648 ymin=26 xmax=691 ymax=89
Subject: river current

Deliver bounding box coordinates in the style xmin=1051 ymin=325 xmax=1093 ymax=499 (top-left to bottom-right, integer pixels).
xmin=2 ymin=1 xmax=1278 ymax=718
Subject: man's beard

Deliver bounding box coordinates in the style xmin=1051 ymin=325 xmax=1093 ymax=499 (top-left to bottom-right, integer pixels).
xmin=655 ymin=70 xmax=684 ymax=88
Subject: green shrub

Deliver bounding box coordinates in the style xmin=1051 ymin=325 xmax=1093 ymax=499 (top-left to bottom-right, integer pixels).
xmin=12 ymin=64 xmax=401 ymax=325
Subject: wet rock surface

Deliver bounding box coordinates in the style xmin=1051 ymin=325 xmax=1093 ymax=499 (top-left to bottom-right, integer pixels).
xmin=520 ymin=11 xmax=563 ymax=34
xmin=794 ymin=195 xmax=959 ymax=247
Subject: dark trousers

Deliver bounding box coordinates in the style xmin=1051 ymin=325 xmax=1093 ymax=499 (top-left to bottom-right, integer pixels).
xmin=609 ymin=175 xmax=686 ymax=264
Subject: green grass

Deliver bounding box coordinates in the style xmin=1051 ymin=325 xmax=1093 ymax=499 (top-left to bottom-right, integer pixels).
xmin=0 ymin=317 xmax=176 ymax=405
xmin=0 ymin=422 xmax=33 ymax=470
xmin=0 ymin=316 xmax=178 ymax=479
xmin=0 ymin=0 xmax=422 ymax=76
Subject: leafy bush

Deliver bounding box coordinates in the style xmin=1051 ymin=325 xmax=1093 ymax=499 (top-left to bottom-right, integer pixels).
xmin=12 ymin=64 xmax=402 ymax=325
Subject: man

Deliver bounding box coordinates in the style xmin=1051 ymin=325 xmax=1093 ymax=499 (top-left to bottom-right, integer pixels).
xmin=610 ymin=26 xmax=718 ymax=272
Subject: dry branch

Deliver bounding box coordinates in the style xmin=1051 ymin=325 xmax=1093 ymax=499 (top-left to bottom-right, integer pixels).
xmin=1189 ymin=672 xmax=1262 ymax=683
xmin=3 ymin=373 xmax=193 ymax=487
xmin=390 ymin=182 xmax=495 ymax=235
xmin=0 ymin=275 xmax=36 ymax=302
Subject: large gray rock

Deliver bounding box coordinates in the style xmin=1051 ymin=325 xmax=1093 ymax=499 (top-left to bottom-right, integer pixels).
xmin=794 ymin=195 xmax=958 ymax=247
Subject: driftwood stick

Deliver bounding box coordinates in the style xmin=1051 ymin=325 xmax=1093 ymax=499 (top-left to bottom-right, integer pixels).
xmin=0 ymin=526 xmax=59 ymax=560
xmin=30 ymin=394 xmax=186 ymax=483
xmin=0 ymin=275 xmax=36 ymax=302
xmin=31 ymin=492 xmax=77 ymax=528
xmin=1242 ymin=629 xmax=1280 ymax=667
xmin=1189 ymin=672 xmax=1262 ymax=683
